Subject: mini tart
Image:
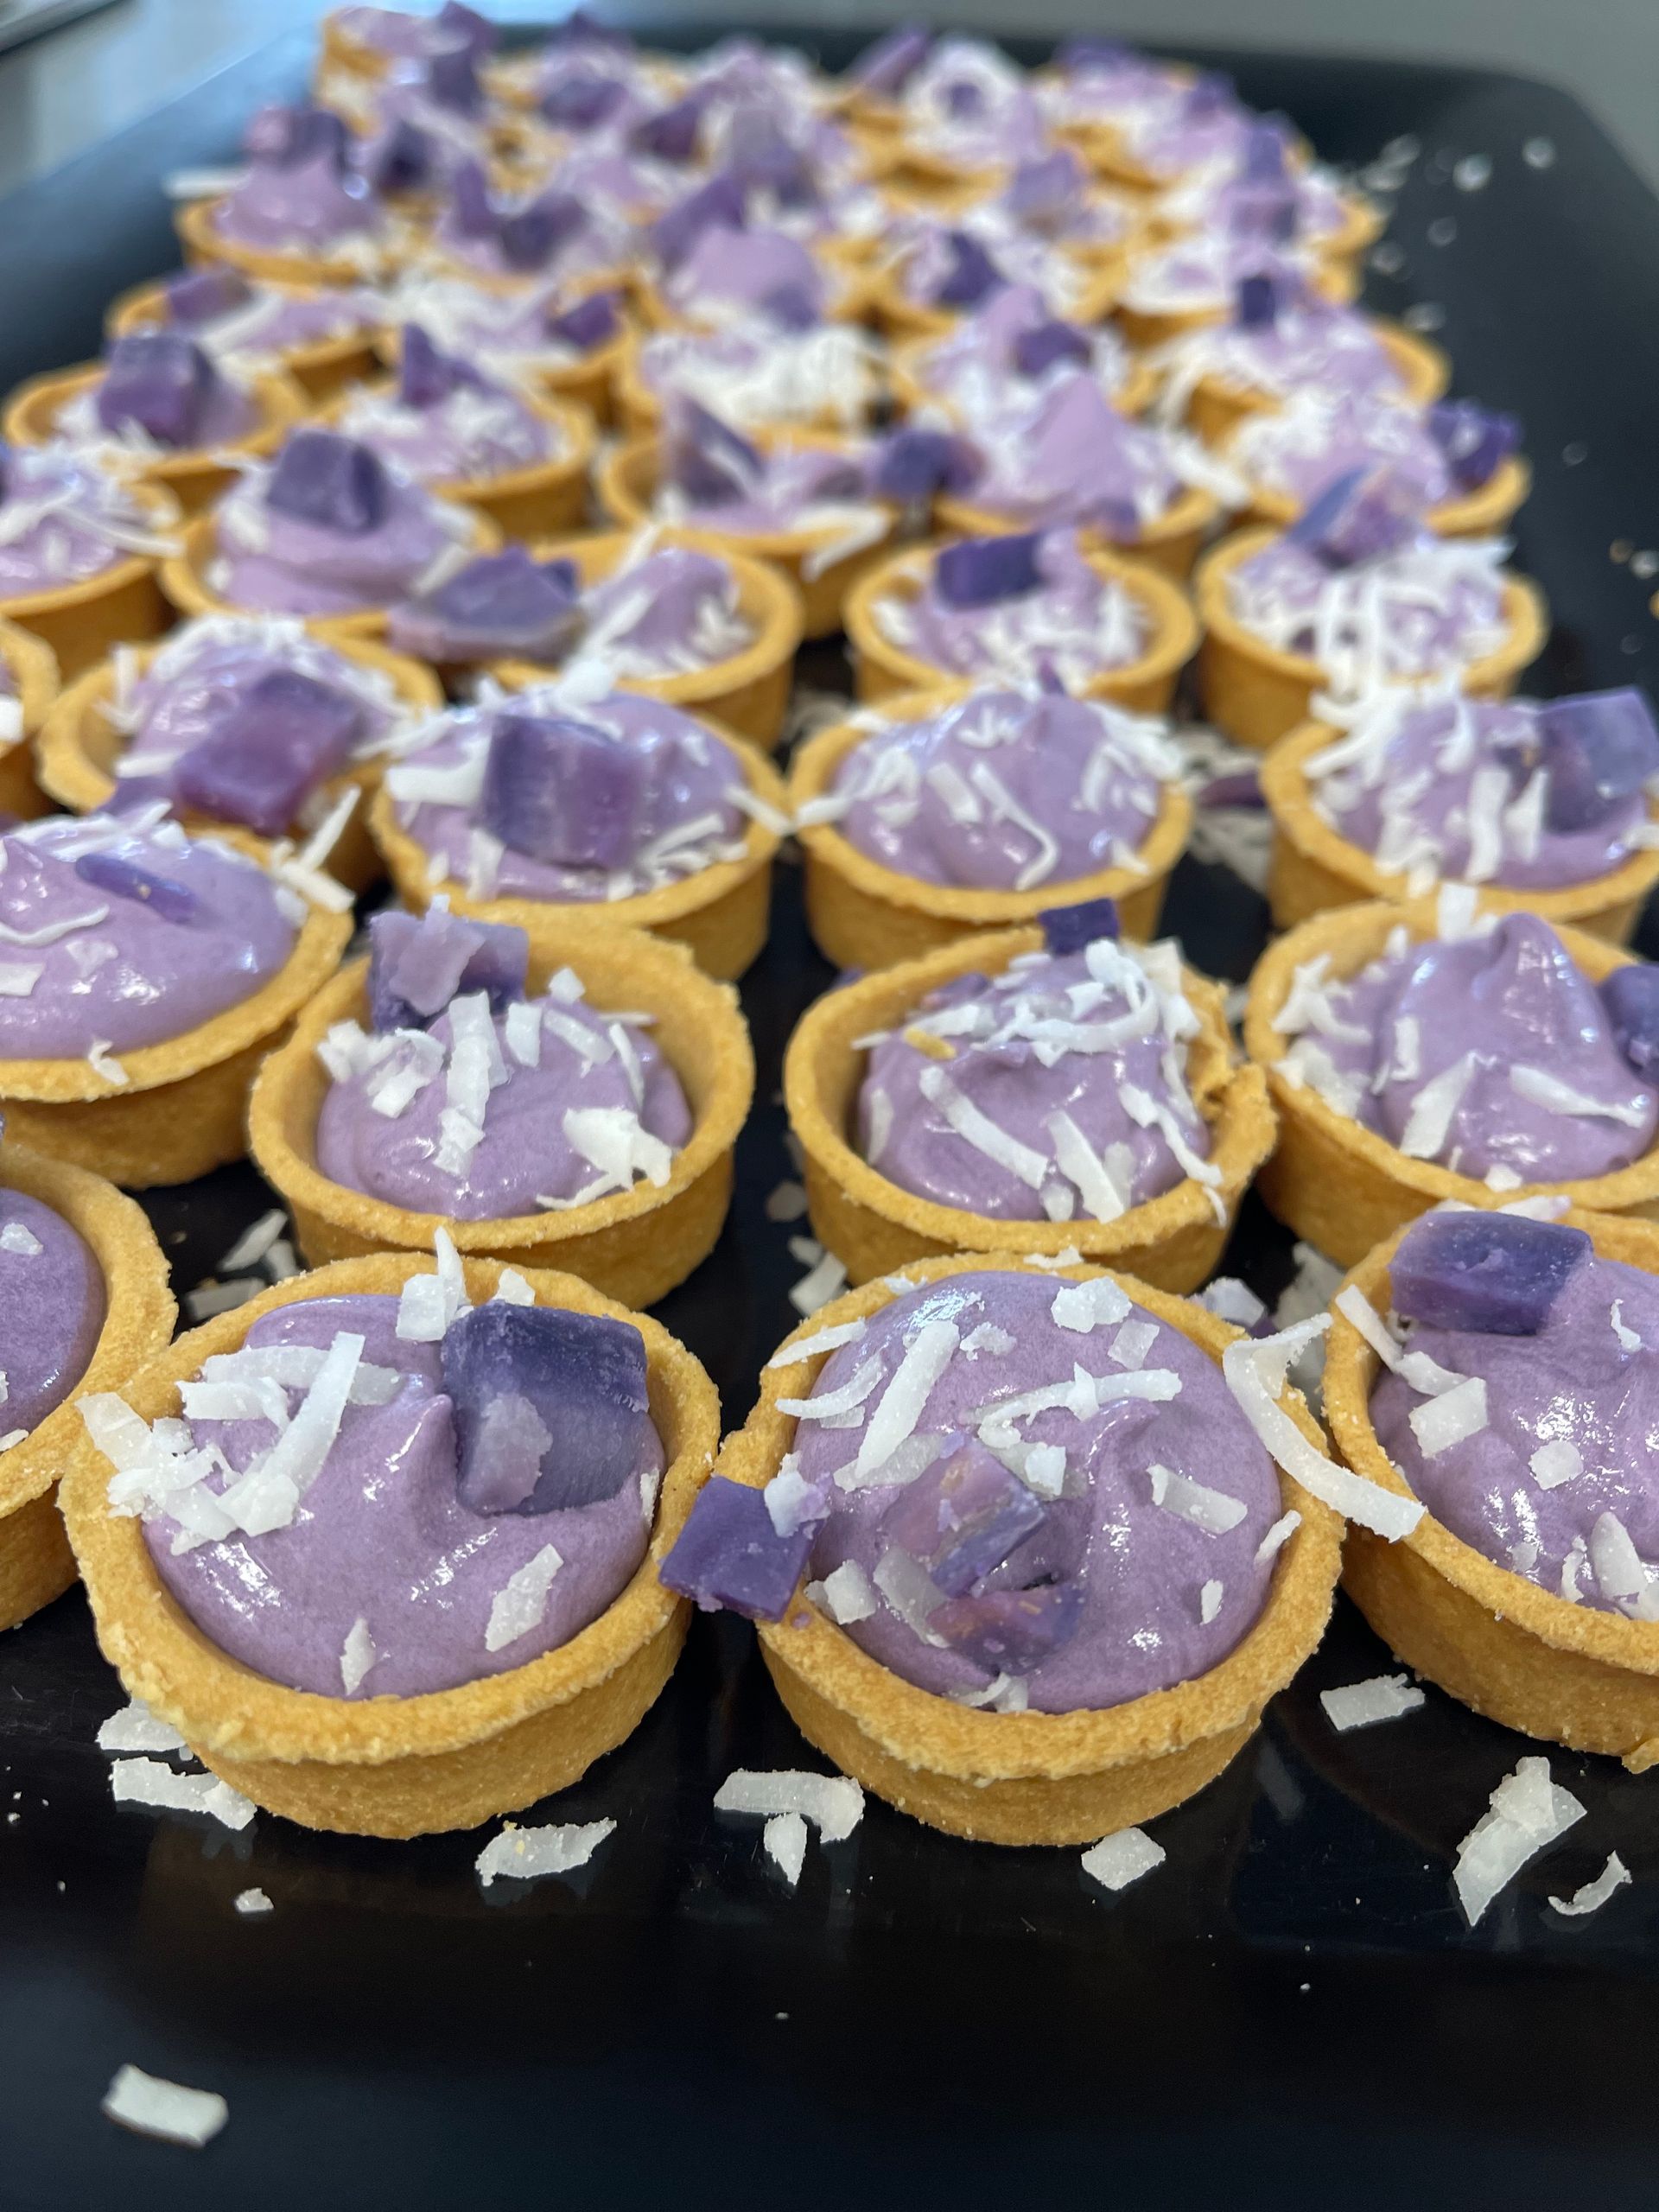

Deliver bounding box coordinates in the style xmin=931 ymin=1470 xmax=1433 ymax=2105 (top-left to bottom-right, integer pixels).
xmin=0 ymin=1136 xmax=175 ymax=1632
xmin=0 ymin=857 xmax=353 ymax=1187
xmin=368 ymin=718 xmax=786 ymax=982
xmin=3 ymin=364 xmax=308 ymax=519
xmin=612 ymin=330 xmax=884 ymax=442
xmin=862 ymin=252 xmax=1120 ymax=348
xmin=594 ymin=431 xmax=901 ymax=641
xmin=887 ymin=330 xmax=1161 ymax=423
xmin=1193 ymin=525 xmax=1548 ymax=753
xmin=785 ymin=922 xmax=1274 ymax=1293
xmin=250 ymin=923 xmax=753 ymax=1308
xmin=159 ymin=504 xmax=501 ymax=645
xmin=0 ymin=619 xmax=59 ymax=821
xmin=787 ymin=687 xmax=1193 ymax=967
xmin=1149 ymin=190 xmax=1385 ymax=282
xmin=1115 ymin=254 xmax=1357 ymax=355
xmin=0 ymin=482 xmax=179 ymax=683
xmin=634 ymin=257 xmax=873 ymax=339
xmin=33 ymin=635 xmax=443 ymax=897
xmin=1243 ymin=896 xmax=1659 ymax=1268
xmin=321 ymin=378 xmax=598 ymax=539
xmin=844 ymin=538 xmax=1198 ymax=713
xmin=175 ymin=193 xmax=391 ymax=292
xmin=1222 ymin=434 xmax=1534 ymax=543
xmin=107 ymin=274 xmax=385 ymax=404
xmin=936 ymin=480 xmax=1219 ymax=586
xmin=721 ymin=1250 xmax=1342 ymax=1845
xmin=1326 ymin=1207 xmax=1659 ymax=1768
xmin=1260 ymin=715 xmax=1659 ymax=944
xmin=489 ymin=524 xmax=803 ymax=751
xmin=1180 ymin=320 xmax=1449 ymax=450
xmin=58 ymin=1250 xmax=721 ymax=1838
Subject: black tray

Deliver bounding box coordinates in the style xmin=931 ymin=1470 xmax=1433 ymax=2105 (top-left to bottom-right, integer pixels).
xmin=5 ymin=27 xmax=1659 ymax=2211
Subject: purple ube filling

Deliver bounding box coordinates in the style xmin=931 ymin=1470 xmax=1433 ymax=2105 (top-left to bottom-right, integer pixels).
xmin=213 ymin=150 xmax=383 ymax=256
xmin=878 ymin=528 xmax=1147 ymax=689
xmin=315 ymin=971 xmax=692 ymax=1217
xmin=0 ymin=1185 xmax=105 ymax=1440
xmin=858 ymin=936 xmax=1212 ymax=1222
xmin=791 ymin=1270 xmax=1283 ymax=1710
xmin=662 ymin=223 xmax=829 ymax=326
xmin=0 ymin=448 xmax=162 ymax=594
xmin=658 ymin=418 xmax=883 ymax=542
xmin=1123 ymin=232 xmax=1316 ymax=315
xmin=1274 ymin=910 xmax=1659 ymax=1186
xmin=140 ymin=1292 xmax=660 ymax=1699
xmin=899 ymin=40 xmax=1048 ymax=170
xmin=1371 ymin=1227 xmax=1659 ymax=1618
xmin=383 ymin=684 xmax=749 ymax=902
xmin=830 ymin=689 xmax=1176 ymax=891
xmin=1173 ymin=296 xmax=1408 ymax=408
xmin=160 ymin=275 xmax=381 ymax=368
xmin=916 ymin=283 xmax=1134 ymax=423
xmin=1231 ymin=391 xmax=1452 ymax=509
xmin=0 ymin=814 xmax=296 ymax=1058
xmin=954 ymin=374 xmax=1183 ymax=534
xmin=1305 ymin=691 xmax=1654 ymax=893
xmin=334 ymin=360 xmax=553 ymax=486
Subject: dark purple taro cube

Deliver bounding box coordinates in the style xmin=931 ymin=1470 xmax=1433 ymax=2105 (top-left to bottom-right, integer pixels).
xmin=1427 ymin=399 xmax=1522 ymax=493
xmin=163 ymin=266 xmax=254 ymax=327
xmin=364 ymin=117 xmax=436 ymax=196
xmin=879 ymin=1442 xmax=1047 ymax=1599
xmin=1003 ymin=150 xmax=1084 ymax=231
xmin=392 ymin=545 xmax=583 ymax=663
xmin=540 ymin=71 xmax=626 ymax=130
xmin=1602 ymin=963 xmax=1659 ymax=1077
xmin=870 ymin=427 xmax=981 ymax=504
xmin=245 ymin=102 xmax=351 ymax=173
xmin=173 ymin=667 xmax=365 ymax=835
xmin=929 ymin=1580 xmax=1084 ymax=1672
xmin=499 ymin=188 xmax=586 ymax=272
xmin=73 ymin=846 xmax=200 ymax=925
xmin=1039 ymin=896 xmax=1120 ymax=954
xmin=1011 ymin=318 xmax=1092 ymax=378
xmin=1390 ymin=1210 xmax=1593 ymax=1336
xmin=423 ymin=41 xmax=481 ymax=115
xmin=480 ymin=712 xmax=644 ymax=869
xmin=1287 ymin=464 xmax=1420 ymax=569
xmin=650 ymin=173 xmax=748 ymax=272
xmin=849 ymin=22 xmax=931 ymax=95
xmin=547 ymin=288 xmax=622 ymax=353
xmin=95 ymin=333 xmax=220 ymax=450
xmin=664 ymin=397 xmax=765 ymax=507
xmin=1537 ymin=688 xmax=1659 ymax=832
xmin=443 ymin=1301 xmax=653 ymax=1514
xmin=631 ymin=93 xmax=707 ymax=166
xmin=934 ymin=229 xmax=1004 ymax=309
xmin=368 ymin=903 xmax=530 ymax=1032
xmin=933 ymin=531 xmax=1046 ymax=608
xmin=659 ymin=1476 xmax=812 ymax=1620
xmin=397 ymin=322 xmax=482 ymax=409
xmin=1235 ymin=269 xmax=1291 ymax=330
xmin=1241 ymin=116 xmax=1294 ymax=182
xmin=266 ymin=429 xmax=391 ymax=535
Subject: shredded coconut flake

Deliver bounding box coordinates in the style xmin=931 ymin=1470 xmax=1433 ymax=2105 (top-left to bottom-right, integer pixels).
xmin=807 ymin=1558 xmax=878 ymax=1624
xmin=233 ymin=1888 xmax=272 ymax=1916
xmin=1081 ymin=1827 xmax=1166 ymax=1893
xmin=1224 ymin=1319 xmax=1424 ymax=1540
xmin=1319 ymin=1673 xmax=1426 ymax=1732
xmin=475 ymin=1816 xmax=615 ymax=1887
xmin=484 ymin=1541 xmax=564 ymax=1652
xmin=111 ymin=1758 xmax=255 ymax=1831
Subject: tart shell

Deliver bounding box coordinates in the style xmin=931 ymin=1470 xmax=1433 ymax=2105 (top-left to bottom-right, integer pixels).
xmin=0 ymin=484 xmax=180 ymax=683
xmin=593 ymin=432 xmax=900 ymax=640
xmin=1325 ymin=1207 xmax=1659 ymax=1766
xmin=107 ymin=274 xmax=385 ymax=404
xmin=1193 ymin=525 xmax=1548 ymax=751
xmin=1260 ymin=715 xmax=1659 ymax=943
xmin=1225 ymin=444 xmax=1533 ymax=544
xmin=787 ymin=687 xmax=1193 ymax=967
xmin=1243 ymin=895 xmax=1659 ymax=1268
xmin=0 ymin=619 xmax=60 ymax=822
xmin=249 ymin=921 xmax=753 ymax=1308
xmin=488 ymin=524 xmax=804 ymax=751
xmin=368 ymin=716 xmax=785 ymax=982
xmin=175 ymin=193 xmax=391 ymax=292
xmin=785 ymin=921 xmax=1275 ymax=1291
xmin=58 ymin=1250 xmax=721 ymax=1837
xmin=936 ymin=480 xmax=1219 ymax=585
xmin=35 ymin=633 xmax=442 ymax=896
xmin=0 ymin=1136 xmax=175 ymax=1631
xmin=719 ymin=1251 xmax=1342 ymax=1844
xmin=1180 ymin=320 xmax=1449 ymax=450
xmin=843 ymin=539 xmax=1199 ymax=712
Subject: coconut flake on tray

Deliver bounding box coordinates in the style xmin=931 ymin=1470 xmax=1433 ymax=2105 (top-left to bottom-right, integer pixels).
xmin=102 ymin=2065 xmax=229 ymax=2150
xmin=1081 ymin=1827 xmax=1166 ymax=1893
xmin=474 ymin=1817 xmax=616 ymax=1888
xmin=1452 ymin=1755 xmax=1586 ymax=1926
xmin=713 ymin=1768 xmax=865 ymax=1843
xmin=1319 ymin=1673 xmax=1426 ymax=1732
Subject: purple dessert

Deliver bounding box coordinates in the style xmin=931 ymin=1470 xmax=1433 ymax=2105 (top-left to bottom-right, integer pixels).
xmin=381 ymin=680 xmax=751 ymax=902
xmin=948 ymin=374 xmax=1194 ymax=535
xmin=372 ymin=272 xmax=623 ymax=385
xmin=156 ymin=271 xmax=383 ymax=378
xmin=210 ymin=428 xmax=478 ymax=620
xmin=912 ymin=283 xmax=1136 ymax=426
xmin=654 ymin=404 xmax=890 ymax=562
xmin=635 ymin=321 xmax=880 ymax=431
xmin=95 ymin=1281 xmax=662 ymax=1698
xmin=827 ymin=688 xmax=1179 ymax=891
xmin=1366 ymin=1211 xmax=1659 ymax=1618
xmin=0 ymin=447 xmax=173 ymax=596
xmin=880 ymin=212 xmax=1095 ymax=321
xmin=315 ymin=931 xmax=692 ymax=1217
xmin=874 ymin=528 xmax=1148 ymax=690
xmin=334 ymin=327 xmax=555 ymax=486
xmin=771 ymin=1268 xmax=1282 ymax=1709
xmin=0 ymin=1179 xmax=106 ymax=1449
xmin=858 ymin=932 xmax=1218 ymax=1224
xmin=1230 ymin=390 xmax=1456 ymax=511
xmin=210 ymin=147 xmax=384 ymax=266
xmin=1156 ymin=290 xmax=1412 ymax=417
xmin=0 ymin=812 xmax=297 ymax=1061
xmin=1272 ymin=906 xmax=1658 ymax=1187
xmin=1302 ymin=686 xmax=1659 ymax=894
xmin=58 ymin=333 xmax=259 ymax=456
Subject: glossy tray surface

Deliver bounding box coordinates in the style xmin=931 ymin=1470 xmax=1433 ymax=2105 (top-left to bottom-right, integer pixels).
xmin=4 ymin=26 xmax=1659 ymax=2211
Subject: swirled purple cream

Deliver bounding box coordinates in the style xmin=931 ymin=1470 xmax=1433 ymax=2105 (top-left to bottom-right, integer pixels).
xmin=826 ymin=688 xmax=1179 ymax=891
xmin=334 ymin=328 xmax=555 ymax=486
xmin=315 ymin=906 xmax=692 ymax=1217
xmin=104 ymin=613 xmax=419 ymax=835
xmin=1154 ymin=289 xmax=1413 ymax=419
xmin=0 ymin=1179 xmax=106 ymax=1449
xmin=857 ymin=931 xmax=1220 ymax=1224
xmin=52 ymin=334 xmax=259 ymax=462
xmin=82 ymin=1270 xmax=664 ymax=1698
xmin=1300 ymin=685 xmax=1659 ymax=895
xmin=210 ymin=429 xmax=478 ymax=620
xmin=371 ymin=272 xmax=625 ymax=385
xmin=874 ymin=529 xmax=1148 ymax=689
xmin=877 ymin=212 xmax=1095 ymax=321
xmin=155 ymin=268 xmax=384 ymax=378
xmin=893 ymin=38 xmax=1048 ymax=173
xmin=1271 ymin=903 xmax=1659 ymax=1187
xmin=654 ymin=404 xmax=891 ymax=570
xmin=382 ymin=680 xmax=753 ymax=903
xmin=658 ymin=223 xmax=836 ymax=329
xmin=702 ymin=1268 xmax=1287 ymax=1709
xmin=0 ymin=446 xmax=174 ymax=597
xmin=636 ymin=321 xmax=881 ymax=431
xmin=0 ymin=811 xmax=299 ymax=1065
xmin=1359 ymin=1210 xmax=1659 ymax=1617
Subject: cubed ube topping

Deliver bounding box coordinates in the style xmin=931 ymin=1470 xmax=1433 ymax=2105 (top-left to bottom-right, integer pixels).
xmin=435 ymin=0 xmax=495 ymax=54
xmin=934 ymin=229 xmax=1004 ymax=310
xmin=1535 ymin=687 xmax=1659 ymax=832
xmin=631 ymin=93 xmax=707 ymax=166
xmin=1039 ymin=895 xmax=1121 ymax=954
xmin=245 ymin=102 xmax=351 ymax=173
xmin=1601 ymin=963 xmax=1659 ymax=1077
xmin=1235 ymin=269 xmax=1290 ymax=330
xmin=928 ymin=1581 xmax=1083 ymax=1672
xmin=1427 ymin=399 xmax=1522 ymax=493
xmin=423 ymin=41 xmax=482 ymax=115
xmin=367 ymin=902 xmax=530 ymax=1031
xmin=443 ymin=1300 xmax=652 ymax=1513
xmin=934 ymin=530 xmax=1045 ymax=609
xmin=265 ymin=429 xmax=391 ymax=535
xmin=1389 ymin=1210 xmax=1593 ymax=1337
xmin=365 ymin=117 xmax=436 ymax=196
xmin=870 ymin=426 xmax=980 ymax=503
xmin=651 ymin=174 xmax=747 ymax=272
xmin=659 ymin=1475 xmax=811 ymax=1620
xmin=499 ymin=189 xmax=586 ymax=273
xmin=411 ymin=544 xmax=583 ymax=660
xmin=397 ymin=322 xmax=482 ymax=409
xmin=173 ymin=667 xmax=365 ymax=835
xmin=1011 ymin=318 xmax=1091 ymax=378
xmin=95 ymin=333 xmax=222 ymax=450
xmin=1286 ymin=463 xmax=1420 ymax=569
xmin=450 ymin=158 xmax=497 ymax=239
xmin=1004 ymin=149 xmax=1087 ymax=230
xmin=480 ymin=712 xmax=643 ymax=868
xmin=879 ymin=1442 xmax=1048 ymax=1598
xmin=664 ymin=396 xmax=763 ymax=506
xmin=541 ymin=72 xmax=626 ymax=129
